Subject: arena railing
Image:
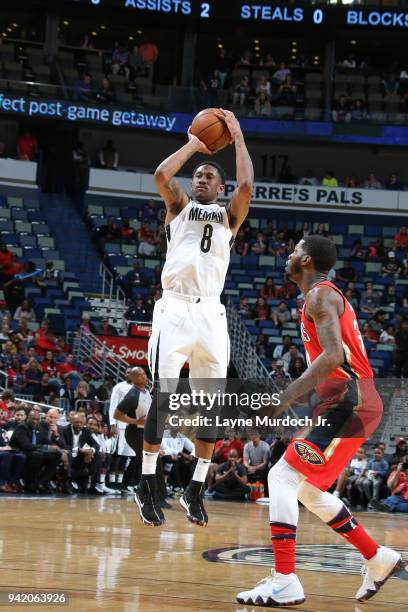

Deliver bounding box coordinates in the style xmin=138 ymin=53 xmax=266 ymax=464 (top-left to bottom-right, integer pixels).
xmin=74 ymin=328 xmax=129 ymax=385
xmin=99 ymin=261 xmax=127 ymax=305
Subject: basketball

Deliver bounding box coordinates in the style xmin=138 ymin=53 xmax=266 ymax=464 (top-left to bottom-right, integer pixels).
xmin=190 ymin=108 xmax=231 ymax=152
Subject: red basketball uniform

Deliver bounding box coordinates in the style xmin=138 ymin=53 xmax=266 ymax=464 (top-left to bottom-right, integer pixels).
xmin=284 ymin=281 xmax=383 ymax=491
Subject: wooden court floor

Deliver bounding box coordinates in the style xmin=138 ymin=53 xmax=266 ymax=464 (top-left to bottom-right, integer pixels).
xmin=0 ymin=496 xmax=407 ymax=611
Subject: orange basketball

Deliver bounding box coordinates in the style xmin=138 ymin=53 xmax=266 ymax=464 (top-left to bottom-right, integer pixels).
xmin=190 ymin=108 xmax=231 ymax=152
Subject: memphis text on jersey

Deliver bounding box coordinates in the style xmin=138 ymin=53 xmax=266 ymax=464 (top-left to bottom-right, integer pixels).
xmin=168 ymin=415 xmax=329 ymax=428
xmin=188 ymin=206 xmax=224 ymax=224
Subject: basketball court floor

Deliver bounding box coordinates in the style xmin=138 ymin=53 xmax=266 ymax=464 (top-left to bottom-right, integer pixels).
xmin=0 ymin=496 xmax=406 ymax=611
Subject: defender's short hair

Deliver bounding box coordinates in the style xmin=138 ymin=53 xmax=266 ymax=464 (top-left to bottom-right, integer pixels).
xmin=192 ymin=161 xmax=226 ymax=185
xmin=302 ymin=235 xmax=337 ymax=272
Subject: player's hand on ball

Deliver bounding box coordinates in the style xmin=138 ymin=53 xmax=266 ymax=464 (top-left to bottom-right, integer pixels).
xmin=187 ymin=126 xmax=214 ymax=155
xmin=215 ymin=108 xmax=242 ymax=142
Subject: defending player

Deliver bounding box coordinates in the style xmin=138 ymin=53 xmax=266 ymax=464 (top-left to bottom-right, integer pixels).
xmin=134 ymin=109 xmax=254 ymax=526
xmin=237 ymin=235 xmax=402 ymax=606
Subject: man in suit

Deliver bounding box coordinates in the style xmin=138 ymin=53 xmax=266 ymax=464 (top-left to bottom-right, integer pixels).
xmin=10 ymin=410 xmax=61 ymax=493
xmin=40 ymin=408 xmax=73 ymax=494
xmin=60 ymin=413 xmax=103 ymax=494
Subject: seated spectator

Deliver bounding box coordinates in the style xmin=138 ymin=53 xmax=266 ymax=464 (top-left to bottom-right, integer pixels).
xmin=321 ymin=170 xmax=339 ymax=187
xmin=372 ymin=461 xmax=408 ymax=514
xmin=361 ymin=321 xmax=378 ymax=344
xmin=386 ymin=173 xmax=403 ymax=191
xmin=99 ymin=139 xmax=119 ymax=169
xmin=395 ymin=320 xmax=408 ymax=378
xmin=111 ymin=45 xmax=130 ymax=77
xmin=59 ymin=377 xmax=76 ymax=410
xmin=282 ymin=344 xmax=304 ymax=374
xmin=288 ymin=357 xmax=306 ymax=379
xmin=336 ymin=260 xmax=357 ymax=283
xmin=124 ymin=296 xmax=149 ymax=321
xmin=98 ymin=217 xmax=119 ymax=243
xmin=120 ymin=219 xmax=137 ymax=243
xmin=0 ymin=424 xmax=26 ymax=492
xmin=271 ymin=301 xmax=291 ymax=327
xmin=389 ymin=437 xmax=407 ymax=469
xmin=298 ymin=169 xmax=319 ymax=187
xmin=17 ymin=129 xmax=38 ymax=161
xmin=379 ymin=324 xmax=396 ymax=345
xmin=57 ymin=354 xmax=80 ymax=380
xmin=332 ymin=95 xmax=351 ymax=123
xmin=238 ymin=296 xmax=252 ymax=318
xmin=74 ymin=381 xmax=91 ymax=411
xmin=80 ymin=314 xmax=96 ymax=336
xmin=4 ymin=404 xmax=27 ymax=432
xmin=98 ymin=318 xmax=117 ymax=336
xmin=36 ymin=373 xmax=56 ymax=403
xmin=351 ymin=99 xmax=367 ymax=121
xmin=122 ymin=262 xmax=146 ymax=299
xmin=0 ymin=243 xmax=24 ymax=278
xmin=255 ymin=75 xmax=271 ymax=97
xmin=13 ymin=299 xmax=35 ymax=325
xmin=271 ymin=62 xmax=291 ymax=94
xmin=369 ymin=310 xmax=387 ymax=335
xmin=254 ymin=297 xmax=269 ymax=320
xmin=35 ymin=319 xmax=58 ymax=354
xmin=251 ymin=232 xmax=267 ymax=255
xmin=394 ymin=226 xmax=408 ymax=250
xmin=255 ymin=334 xmax=269 ymax=360
xmin=273 ymin=336 xmax=292 ymax=359
xmin=232 ymin=75 xmax=250 ymax=105
xmin=141 ymin=199 xmax=158 ymax=223
xmin=60 ymin=413 xmax=102 ymax=494
xmin=95 ymin=78 xmax=116 ymax=104
xmin=363 ymin=173 xmax=383 ymax=190
xmin=243 ymin=430 xmax=269 ymax=488
xmin=77 ymin=357 xmax=96 ymax=380
xmin=333 ymin=447 xmax=367 ymax=507
xmin=345 ymin=175 xmax=359 ymax=188
xmin=160 ymin=428 xmax=195 ymax=490
xmin=382 ymin=251 xmax=401 ymax=277
xmin=276 ymin=279 xmax=297 ymax=300
xmin=315 ymin=223 xmax=330 ymax=238
xmin=259 ymin=278 xmax=277 ymax=300
xmin=212 ymin=449 xmax=250 ymax=500
xmin=41 ymin=350 xmax=58 ymax=377
xmin=351 ymin=239 xmax=366 ymax=261
xmin=360 ymin=287 xmax=380 ymax=315
xmin=254 ymin=92 xmax=272 ymax=117
xmin=232 ymin=229 xmax=249 ymax=256
xmin=357 ymin=447 xmax=389 ymax=509
xmin=382 ymin=284 xmax=402 ymax=308
xmin=275 ymin=75 xmax=297 ymax=105
xmin=291 ymin=297 xmax=304 ymax=323
xmin=73 ymin=72 xmax=93 ymax=101
xmin=23 ymin=357 xmax=43 ymax=395
xmin=10 ymin=409 xmax=61 ymax=493
xmin=214 ymin=46 xmax=230 ymax=89
xmin=6 ymin=359 xmax=24 ymax=393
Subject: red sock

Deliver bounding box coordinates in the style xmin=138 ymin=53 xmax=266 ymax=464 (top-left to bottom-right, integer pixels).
xmin=327 ymin=506 xmax=379 ymax=560
xmin=270 ymin=522 xmax=297 ymax=574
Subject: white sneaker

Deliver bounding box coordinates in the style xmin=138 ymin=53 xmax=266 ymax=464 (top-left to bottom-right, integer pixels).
xmin=236 ymin=570 xmax=305 ymax=606
xmin=356 ymin=546 xmax=402 ymax=602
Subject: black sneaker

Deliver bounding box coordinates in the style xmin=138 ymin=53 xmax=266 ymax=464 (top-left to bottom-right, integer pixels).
xmin=371 ymin=499 xmax=391 ymax=513
xmin=180 ymin=487 xmax=208 ymax=526
xmin=134 ymin=477 xmax=165 ymax=526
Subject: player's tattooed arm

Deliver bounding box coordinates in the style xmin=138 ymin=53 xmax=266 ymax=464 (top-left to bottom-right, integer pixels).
xmin=275 ymin=286 xmax=344 ymax=415
xmin=216 ymin=109 xmax=254 ymax=235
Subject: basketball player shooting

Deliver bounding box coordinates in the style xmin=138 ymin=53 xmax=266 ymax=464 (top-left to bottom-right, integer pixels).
xmin=134 ymin=109 xmax=254 ymax=527
xmin=238 ymin=235 xmax=402 ymax=607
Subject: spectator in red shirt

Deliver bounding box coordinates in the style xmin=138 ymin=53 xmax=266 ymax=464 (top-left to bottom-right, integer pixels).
xmin=0 ymin=244 xmax=24 ymax=277
xmin=137 ymin=221 xmax=154 ymax=242
xmin=120 ymin=219 xmax=137 ymax=243
xmin=35 ymin=319 xmax=58 ymax=354
xmin=254 ymin=297 xmax=269 ymax=320
xmin=41 ymin=350 xmax=58 ymax=376
xmin=56 ymin=354 xmax=79 ymax=379
xmin=17 ymin=129 xmax=38 ymax=161
xmin=207 ymin=429 xmax=244 ymax=490
xmin=394 ymin=226 xmax=408 ymax=250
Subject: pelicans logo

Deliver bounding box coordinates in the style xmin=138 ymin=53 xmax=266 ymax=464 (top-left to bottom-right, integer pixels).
xmin=294 ymin=441 xmax=325 ymax=465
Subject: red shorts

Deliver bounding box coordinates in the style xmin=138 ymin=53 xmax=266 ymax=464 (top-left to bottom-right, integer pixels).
xmin=284 ymin=378 xmax=383 ymax=491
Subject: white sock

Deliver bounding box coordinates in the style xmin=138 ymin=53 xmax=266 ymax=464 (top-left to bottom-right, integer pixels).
xmin=109 ymin=474 xmax=116 ymax=483
xmin=117 ymin=473 xmax=123 ymax=484
xmin=100 ymin=474 xmax=106 ymax=484
xmin=142 ymin=451 xmax=159 ymax=475
xmin=193 ymin=458 xmax=211 ymax=483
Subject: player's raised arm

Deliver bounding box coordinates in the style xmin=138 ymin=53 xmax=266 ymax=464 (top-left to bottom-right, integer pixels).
xmin=276 ymin=285 xmax=344 ymax=413
xmin=217 ymin=109 xmax=254 ymax=235
xmin=154 ymin=131 xmax=214 ymax=219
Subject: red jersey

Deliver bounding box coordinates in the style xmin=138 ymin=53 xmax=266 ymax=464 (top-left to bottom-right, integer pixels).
xmin=301 ymin=281 xmax=373 ymax=380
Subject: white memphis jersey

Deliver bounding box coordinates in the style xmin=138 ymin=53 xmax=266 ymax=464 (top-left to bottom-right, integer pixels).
xmin=161 ymin=199 xmax=232 ymax=297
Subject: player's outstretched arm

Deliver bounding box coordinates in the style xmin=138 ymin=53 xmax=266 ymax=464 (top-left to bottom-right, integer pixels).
xmin=154 ymin=131 xmax=213 ymax=218
xmin=217 ymin=109 xmax=253 ymax=235
xmin=275 ymin=286 xmax=344 ymax=415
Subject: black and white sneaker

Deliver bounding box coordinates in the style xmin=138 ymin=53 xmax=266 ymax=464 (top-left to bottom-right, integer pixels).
xmin=180 ymin=487 xmax=208 ymax=526
xmin=134 ymin=477 xmax=165 ymax=526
